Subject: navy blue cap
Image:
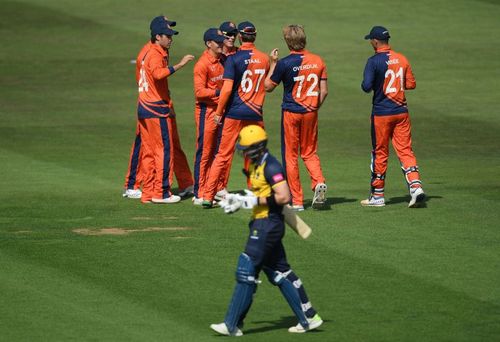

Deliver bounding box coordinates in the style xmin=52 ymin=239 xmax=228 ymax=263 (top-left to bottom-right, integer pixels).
xmin=204 ymin=28 xmax=226 ymax=43
xmin=150 ymin=16 xmax=176 ymax=28
xmin=364 ymin=26 xmax=390 ymax=40
xmin=219 ymin=21 xmax=238 ymax=36
xmin=150 ymin=16 xmax=178 ymax=36
xmin=238 ymin=21 xmax=257 ymax=35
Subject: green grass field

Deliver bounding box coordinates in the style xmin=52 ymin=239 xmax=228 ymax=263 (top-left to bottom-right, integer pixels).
xmin=1 ymin=0 xmax=499 ymax=340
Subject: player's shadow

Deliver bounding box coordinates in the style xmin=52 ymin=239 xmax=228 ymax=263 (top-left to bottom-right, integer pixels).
xmin=387 ymin=194 xmax=442 ymax=207
xmin=305 ymin=197 xmax=357 ymax=210
xmin=244 ymin=316 xmax=328 ymax=335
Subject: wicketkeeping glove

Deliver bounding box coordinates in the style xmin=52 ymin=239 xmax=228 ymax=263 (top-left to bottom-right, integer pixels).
xmin=236 ymin=190 xmax=258 ymax=209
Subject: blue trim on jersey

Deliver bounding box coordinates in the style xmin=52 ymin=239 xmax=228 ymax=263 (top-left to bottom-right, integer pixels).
xmin=362 ymin=52 xmax=409 ymax=116
xmin=222 ymin=50 xmax=264 ymax=121
xmin=271 ymin=54 xmax=310 ymax=113
xmin=126 ymin=132 xmax=142 ymax=189
xmin=160 ymin=117 xmax=171 ymax=198
xmin=137 ymin=100 xmax=171 ymax=119
xmin=193 ymin=103 xmax=207 ymax=198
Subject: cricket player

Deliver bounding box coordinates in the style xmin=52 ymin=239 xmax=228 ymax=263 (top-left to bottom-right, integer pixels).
xmin=202 ymin=21 xmax=270 ymax=208
xmin=219 ymin=21 xmax=239 ymax=56
xmin=264 ymin=24 xmax=328 ymax=211
xmin=361 ymin=26 xmax=425 ymax=208
xmin=124 ymin=16 xmax=194 ymax=200
xmin=210 ymin=125 xmax=323 ymax=336
xmin=136 ymin=16 xmax=194 ymax=203
xmin=192 ymin=28 xmax=226 ymax=204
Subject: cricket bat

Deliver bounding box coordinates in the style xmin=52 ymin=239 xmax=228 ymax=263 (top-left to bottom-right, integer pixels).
xmin=282 ymin=204 xmax=312 ymax=239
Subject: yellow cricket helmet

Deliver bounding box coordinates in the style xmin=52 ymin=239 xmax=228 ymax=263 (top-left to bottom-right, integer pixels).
xmin=236 ymin=125 xmax=268 ymax=161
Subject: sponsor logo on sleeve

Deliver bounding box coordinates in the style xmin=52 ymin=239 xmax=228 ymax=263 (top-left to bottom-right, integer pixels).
xmin=272 ymin=173 xmax=284 ymax=183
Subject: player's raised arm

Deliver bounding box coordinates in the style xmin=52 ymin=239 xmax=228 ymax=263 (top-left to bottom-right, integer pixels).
xmin=264 ymin=48 xmax=279 ymax=92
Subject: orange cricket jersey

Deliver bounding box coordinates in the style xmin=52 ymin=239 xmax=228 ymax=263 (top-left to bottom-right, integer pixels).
xmin=361 ymin=46 xmax=416 ymax=115
xmin=193 ymin=50 xmax=224 ymax=107
xmin=137 ymin=43 xmax=175 ymax=119
xmin=220 ymin=42 xmax=269 ymax=121
xmin=269 ymin=50 xmax=327 ymax=113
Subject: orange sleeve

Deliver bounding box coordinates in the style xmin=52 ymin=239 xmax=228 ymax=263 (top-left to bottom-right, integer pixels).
xmin=194 ymin=62 xmax=217 ymax=101
xmin=149 ymin=53 xmax=173 ymax=80
xmin=215 ymin=79 xmax=234 ymax=115
xmin=405 ymin=63 xmax=416 ymax=90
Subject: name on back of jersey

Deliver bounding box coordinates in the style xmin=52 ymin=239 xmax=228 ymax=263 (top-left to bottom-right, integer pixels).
xmin=244 ymin=58 xmax=262 ymax=65
xmin=386 ymin=58 xmax=399 ymax=65
xmin=293 ymin=63 xmax=319 ymax=72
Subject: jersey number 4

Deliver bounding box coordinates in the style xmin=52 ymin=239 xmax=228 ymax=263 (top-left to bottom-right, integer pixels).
xmin=293 ymin=74 xmax=319 ymax=98
xmin=241 ymin=69 xmax=266 ymax=93
xmin=384 ymin=67 xmax=403 ymax=94
xmin=138 ymin=65 xmax=149 ymax=93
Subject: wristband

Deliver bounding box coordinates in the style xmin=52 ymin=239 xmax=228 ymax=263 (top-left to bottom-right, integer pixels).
xmin=168 ymin=66 xmax=176 ymax=75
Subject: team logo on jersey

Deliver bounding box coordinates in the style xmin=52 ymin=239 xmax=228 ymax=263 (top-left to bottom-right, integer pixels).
xmin=272 ymin=173 xmax=284 ymax=183
xmin=250 ymin=229 xmax=259 ymax=240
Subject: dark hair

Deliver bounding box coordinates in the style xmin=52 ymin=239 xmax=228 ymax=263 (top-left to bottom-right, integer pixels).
xmin=150 ymin=34 xmax=157 ymax=43
xmin=240 ymin=33 xmax=256 ymax=43
xmin=377 ymin=38 xmax=389 ymax=44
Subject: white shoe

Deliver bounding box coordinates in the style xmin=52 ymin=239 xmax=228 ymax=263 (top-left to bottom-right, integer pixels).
xmin=312 ymin=183 xmax=327 ymax=209
xmin=122 ymin=188 xmax=142 ymax=199
xmin=151 ymin=195 xmax=181 ymax=204
xmin=210 ymin=322 xmax=243 ymax=336
xmin=408 ymin=187 xmax=425 ymax=208
xmin=288 ymin=314 xmax=323 ymax=333
xmin=290 ymin=204 xmax=305 ymax=212
xmin=214 ymin=188 xmax=229 ymax=201
xmin=360 ymin=196 xmax=385 ymax=207
xmin=192 ymin=197 xmax=203 ymax=205
xmin=178 ymin=185 xmax=194 ymax=197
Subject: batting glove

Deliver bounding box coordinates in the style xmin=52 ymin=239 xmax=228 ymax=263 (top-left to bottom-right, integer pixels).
xmin=221 ymin=194 xmax=241 ymax=214
xmin=236 ymin=190 xmax=258 ymax=209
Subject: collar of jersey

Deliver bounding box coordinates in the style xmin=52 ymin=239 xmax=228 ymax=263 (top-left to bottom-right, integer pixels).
xmin=240 ymin=42 xmax=255 ymax=49
xmin=203 ymin=49 xmax=220 ymax=63
xmin=376 ymin=45 xmax=391 ymax=53
xmin=151 ymin=43 xmax=168 ymax=57
xmin=256 ymin=151 xmax=269 ymax=165
xmin=290 ymin=49 xmax=307 ymax=55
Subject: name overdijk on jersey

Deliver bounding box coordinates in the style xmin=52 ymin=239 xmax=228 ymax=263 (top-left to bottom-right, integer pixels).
xmin=270 ymin=50 xmax=327 ymax=113
xmin=222 ymin=43 xmax=269 ymax=121
xmin=362 ymin=47 xmax=416 ymax=116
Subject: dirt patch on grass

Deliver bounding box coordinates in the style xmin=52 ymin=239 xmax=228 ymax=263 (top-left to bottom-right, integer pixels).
xmin=73 ymin=227 xmax=191 ymax=236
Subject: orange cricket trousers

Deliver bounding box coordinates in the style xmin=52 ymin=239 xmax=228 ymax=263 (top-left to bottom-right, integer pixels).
xmin=203 ymin=118 xmax=263 ymax=201
xmin=370 ymin=112 xmax=421 ymax=197
xmin=193 ymin=103 xmax=225 ymax=199
xmin=281 ymin=110 xmax=326 ymax=206
xmin=170 ymin=115 xmax=194 ymax=191
xmin=139 ymin=117 xmax=174 ymax=202
xmin=124 ymin=121 xmax=143 ymax=190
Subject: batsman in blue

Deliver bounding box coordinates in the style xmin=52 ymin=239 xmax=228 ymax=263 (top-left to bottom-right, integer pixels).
xmin=210 ymin=125 xmax=323 ymax=336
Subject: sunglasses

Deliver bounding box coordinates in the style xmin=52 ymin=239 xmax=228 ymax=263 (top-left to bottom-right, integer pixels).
xmin=223 ymin=31 xmax=237 ymax=38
